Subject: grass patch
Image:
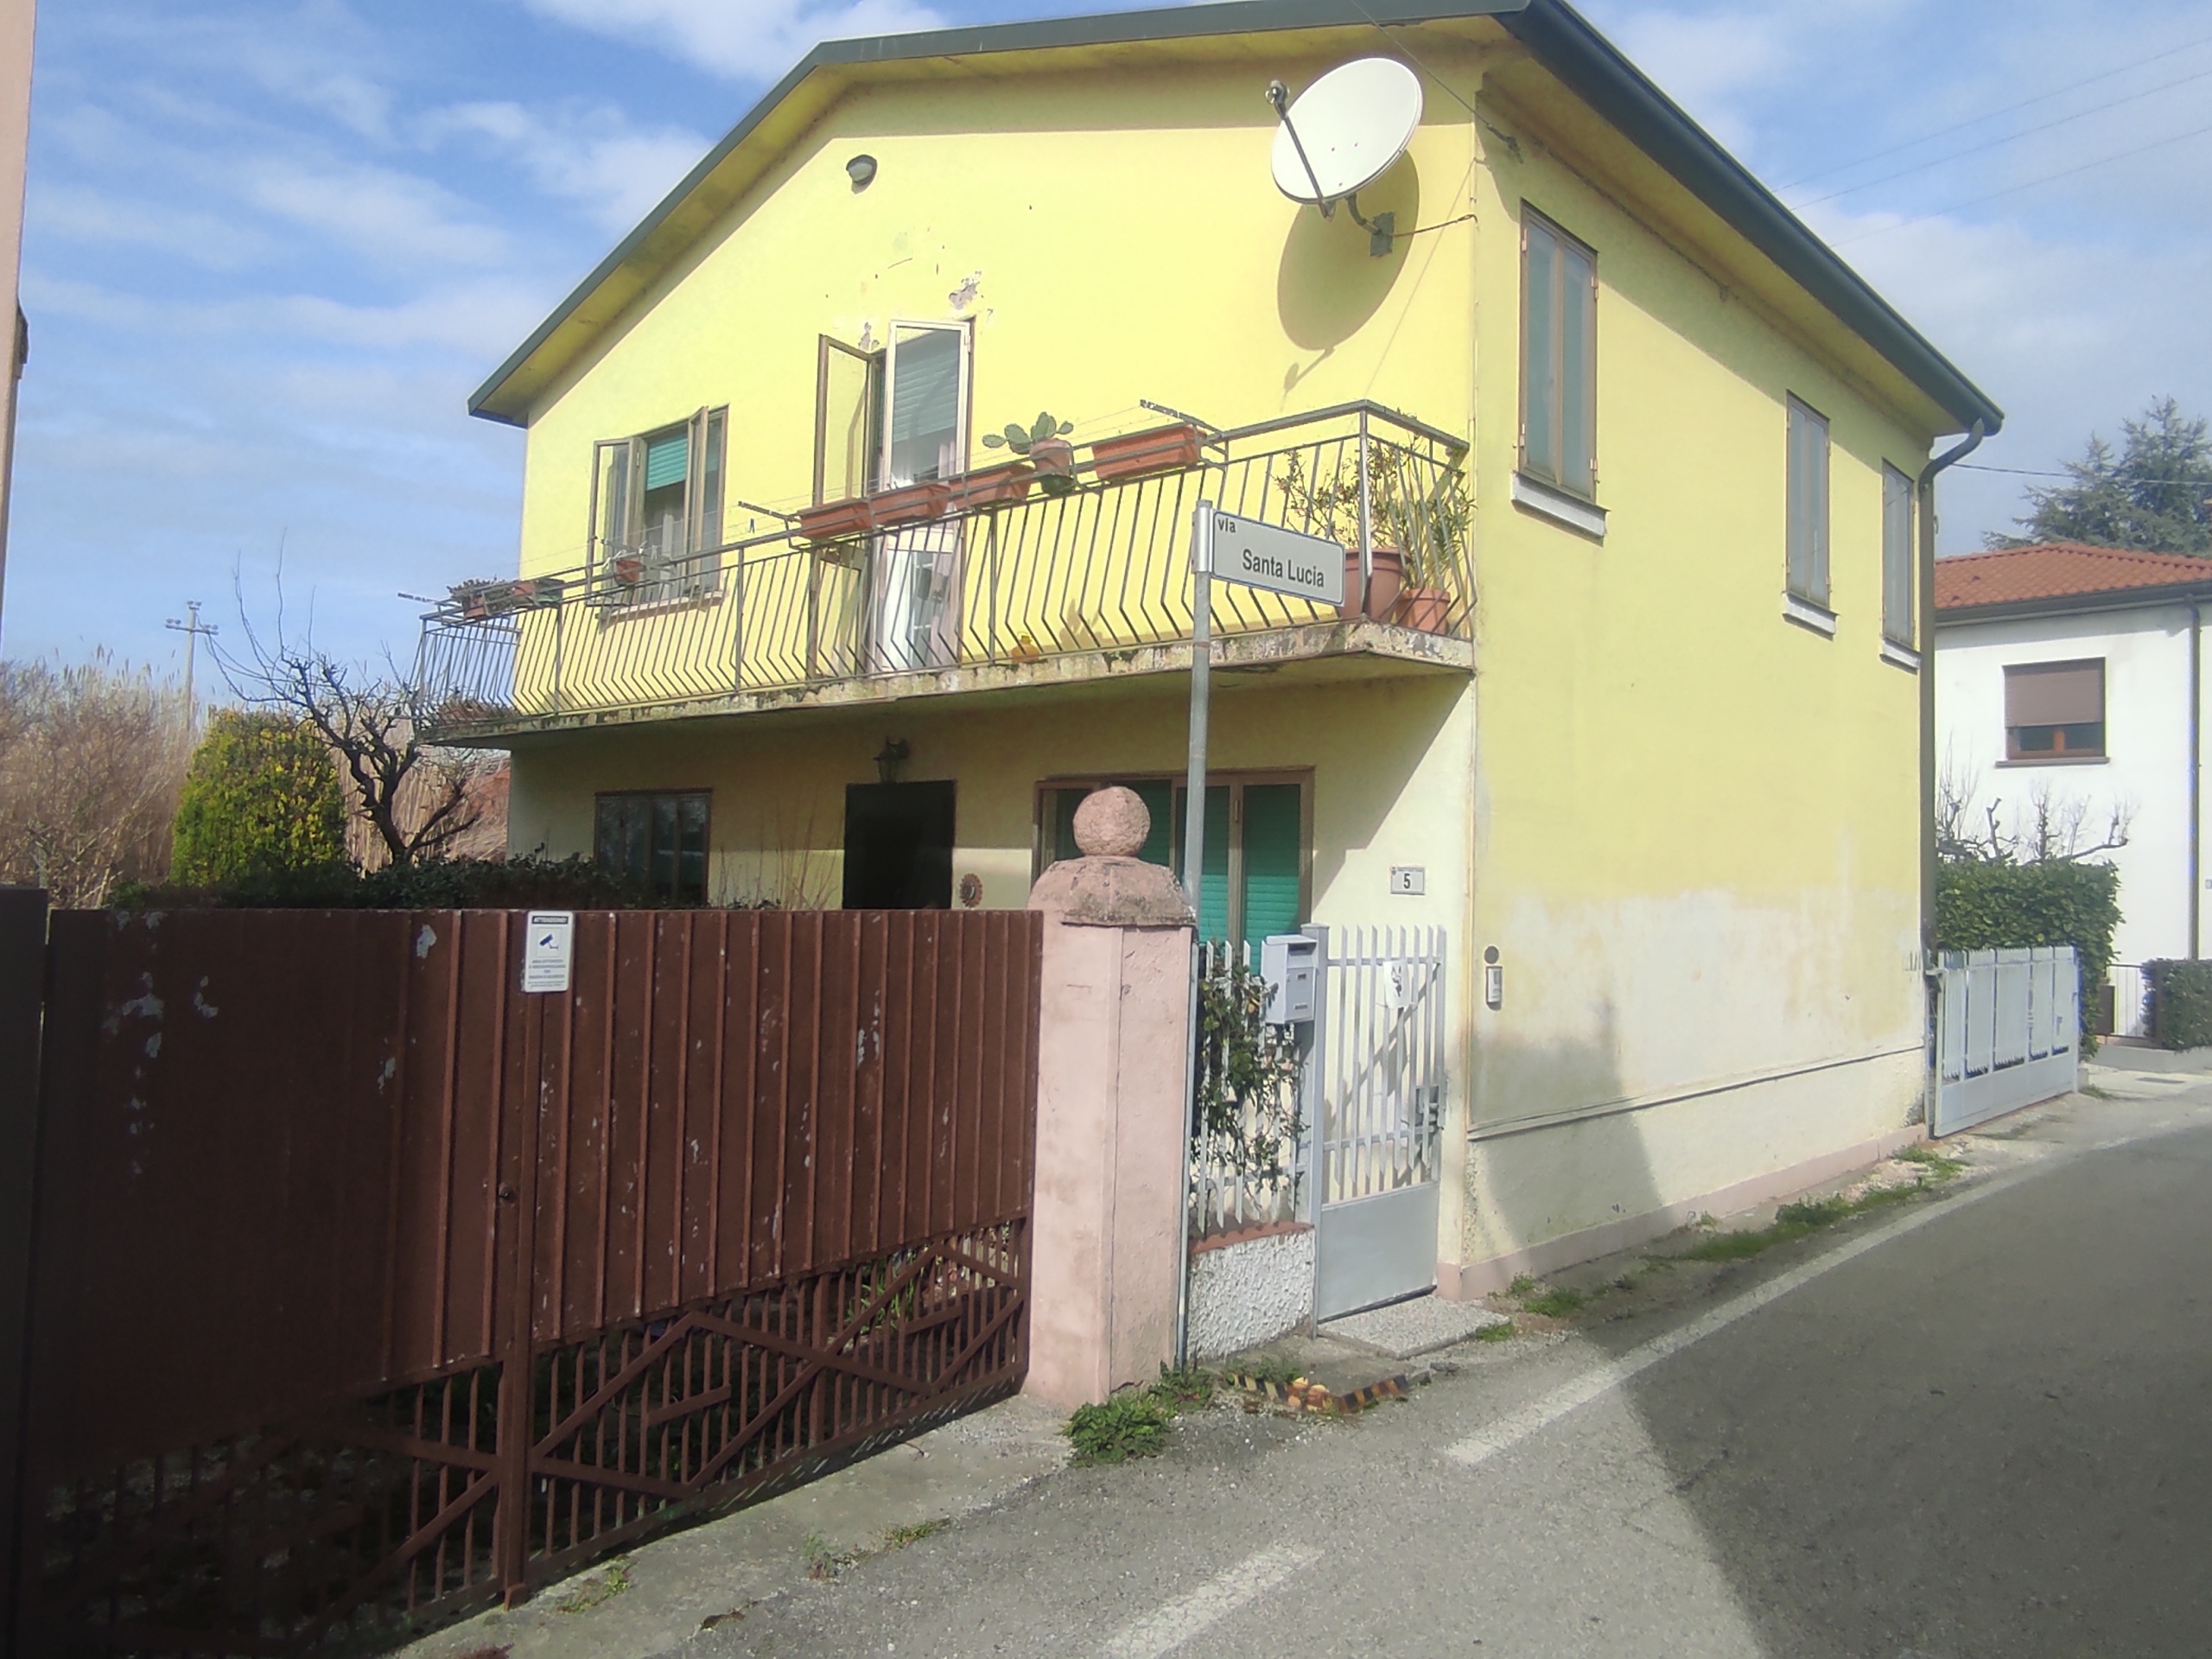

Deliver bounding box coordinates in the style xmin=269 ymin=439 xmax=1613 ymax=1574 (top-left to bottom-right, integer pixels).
xmin=1474 ymin=1319 xmax=1517 ymax=1342
xmin=1507 ymin=1274 xmax=1537 ymax=1297
xmin=1065 ymin=1391 xmax=1174 ymax=1465
xmin=1894 ymin=1144 xmax=1966 ymax=1178
xmin=1519 ymin=1287 xmax=1586 ymax=1318
xmin=1236 ymin=1356 xmax=1301 ymax=1389
xmin=552 ymin=1561 xmax=632 ymax=1615
xmin=802 ymin=1532 xmax=843 ymax=1581
xmin=883 ymin=1519 xmax=947 ymax=1549
xmin=1675 ymin=1179 xmax=1936 ymax=1264
xmin=1150 ymin=1363 xmax=1216 ymax=1408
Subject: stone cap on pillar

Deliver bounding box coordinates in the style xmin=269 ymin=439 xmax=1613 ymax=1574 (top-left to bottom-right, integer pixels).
xmin=1028 ymin=786 xmax=1195 ymax=929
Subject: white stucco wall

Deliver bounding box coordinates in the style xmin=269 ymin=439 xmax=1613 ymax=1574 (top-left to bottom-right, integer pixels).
xmin=1185 ymin=1228 xmax=1315 ymax=1362
xmin=1936 ymin=601 xmax=2205 ymax=967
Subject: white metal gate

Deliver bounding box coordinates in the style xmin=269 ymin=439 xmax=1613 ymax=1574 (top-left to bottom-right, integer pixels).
xmin=1313 ymin=927 xmax=1446 ymax=1320
xmin=1935 ymin=946 xmax=2079 ymax=1136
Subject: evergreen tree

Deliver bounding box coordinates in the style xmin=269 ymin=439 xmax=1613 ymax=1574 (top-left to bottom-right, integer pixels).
xmin=171 ymin=710 xmax=347 ymax=886
xmin=1993 ymin=397 xmax=2212 ymax=555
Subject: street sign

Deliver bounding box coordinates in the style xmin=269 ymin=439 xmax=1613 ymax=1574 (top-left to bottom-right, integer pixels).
xmin=522 ymin=911 xmax=574 ymax=994
xmin=1210 ymin=510 xmax=1344 ymax=606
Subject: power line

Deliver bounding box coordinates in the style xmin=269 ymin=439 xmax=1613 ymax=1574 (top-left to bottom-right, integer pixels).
xmin=1774 ymin=29 xmax=2212 ymax=191
xmin=1834 ymin=114 xmax=2212 ymax=245
xmin=1790 ymin=60 xmax=2212 ymax=207
xmin=1958 ymin=462 xmax=2212 ymax=486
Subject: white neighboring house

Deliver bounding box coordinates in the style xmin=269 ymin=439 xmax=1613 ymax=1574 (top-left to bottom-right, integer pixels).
xmin=1935 ymin=543 xmax=2212 ymax=1034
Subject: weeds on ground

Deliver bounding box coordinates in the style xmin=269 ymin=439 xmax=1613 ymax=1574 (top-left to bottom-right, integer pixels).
xmin=1150 ymin=1363 xmax=1216 ymax=1408
xmin=884 ymin=1519 xmax=947 ymax=1549
xmin=1519 ymin=1286 xmax=1586 ymax=1317
xmin=1894 ymin=1144 xmax=1966 ymax=1178
xmin=1474 ymin=1319 xmax=1516 ymax=1343
xmin=552 ymin=1561 xmax=632 ymax=1615
xmin=2082 ymin=1084 xmax=2118 ymax=1101
xmin=1065 ymin=1391 xmax=1174 ymax=1465
xmin=1673 ymin=1179 xmax=1934 ymax=1264
xmin=802 ymin=1532 xmax=844 ymax=1581
xmin=1236 ymin=1356 xmax=1301 ymax=1388
xmin=1507 ymin=1274 xmax=1536 ymax=1297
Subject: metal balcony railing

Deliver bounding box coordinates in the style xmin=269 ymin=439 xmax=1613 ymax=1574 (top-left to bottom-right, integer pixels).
xmin=414 ymin=401 xmax=1471 ymax=734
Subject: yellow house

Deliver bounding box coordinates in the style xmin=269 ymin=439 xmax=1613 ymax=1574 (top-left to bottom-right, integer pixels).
xmin=429 ymin=0 xmax=2001 ymax=1306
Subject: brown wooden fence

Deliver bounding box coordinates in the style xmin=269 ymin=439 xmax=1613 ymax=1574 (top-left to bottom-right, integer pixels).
xmin=4 ymin=903 xmax=1041 ymax=1656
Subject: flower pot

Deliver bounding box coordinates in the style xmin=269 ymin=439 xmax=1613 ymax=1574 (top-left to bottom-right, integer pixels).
xmin=611 ymin=556 xmax=645 ymax=585
xmin=1028 ymin=436 xmax=1076 ymax=478
xmin=798 ymin=497 xmax=874 ymax=544
xmin=872 ymin=479 xmax=953 ymax=527
xmin=1090 ymin=423 xmax=1203 ymax=483
xmin=955 ymin=461 xmax=1034 ymax=511
xmin=1395 ymin=585 xmax=1451 ymax=633
xmin=1339 ymin=547 xmax=1403 ymax=621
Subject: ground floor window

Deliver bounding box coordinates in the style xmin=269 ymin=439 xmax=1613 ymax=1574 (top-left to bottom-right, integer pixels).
xmin=1037 ymin=772 xmax=1308 ymax=947
xmin=844 ymin=780 xmax=956 ymax=909
xmin=594 ymin=791 xmax=710 ymax=902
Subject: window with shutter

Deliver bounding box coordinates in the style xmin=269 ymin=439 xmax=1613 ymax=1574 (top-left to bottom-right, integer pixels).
xmin=1881 ymin=463 xmax=1913 ymax=645
xmin=1519 ymin=209 xmax=1598 ymax=500
xmin=587 ymin=408 xmax=728 ymax=594
xmin=2005 ymin=660 xmax=2105 ymax=760
xmin=1787 ymin=397 xmax=1831 ymax=611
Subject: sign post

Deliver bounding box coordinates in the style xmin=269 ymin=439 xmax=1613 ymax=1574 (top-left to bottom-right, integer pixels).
xmin=1180 ymin=503 xmax=1215 ymax=916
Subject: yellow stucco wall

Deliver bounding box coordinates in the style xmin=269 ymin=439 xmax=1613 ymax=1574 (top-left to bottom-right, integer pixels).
xmin=496 ymin=36 xmax=1960 ymax=1281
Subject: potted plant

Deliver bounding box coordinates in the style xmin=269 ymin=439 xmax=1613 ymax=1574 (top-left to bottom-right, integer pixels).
xmin=871 ymin=478 xmax=954 ymax=526
xmin=954 ymin=460 xmax=1034 ymax=511
xmin=611 ymin=554 xmax=646 ymax=585
xmin=1090 ymin=422 xmax=1204 ymax=483
xmin=1273 ymin=453 xmax=1401 ymax=621
xmin=983 ymin=411 xmax=1078 ymax=496
xmin=1376 ymin=455 xmax=1470 ymax=634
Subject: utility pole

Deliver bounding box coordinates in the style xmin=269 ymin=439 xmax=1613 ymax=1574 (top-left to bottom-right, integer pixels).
xmin=164 ymin=601 xmax=218 ymax=728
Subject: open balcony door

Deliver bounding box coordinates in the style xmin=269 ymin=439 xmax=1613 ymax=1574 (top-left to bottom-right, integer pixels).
xmin=868 ymin=321 xmax=970 ymax=674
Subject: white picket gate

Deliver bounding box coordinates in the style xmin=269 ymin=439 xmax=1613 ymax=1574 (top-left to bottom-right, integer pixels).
xmin=1934 ymin=946 xmax=2079 ymax=1136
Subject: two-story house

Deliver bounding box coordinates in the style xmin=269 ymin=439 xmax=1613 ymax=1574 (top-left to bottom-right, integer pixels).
xmin=1936 ymin=543 xmax=2212 ymax=1038
xmin=421 ymin=0 xmax=2002 ymax=1300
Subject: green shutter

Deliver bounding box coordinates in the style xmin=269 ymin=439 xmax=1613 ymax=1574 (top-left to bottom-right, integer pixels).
xmin=1173 ymin=785 xmax=1232 ymax=944
xmin=1239 ymin=784 xmax=1303 ymax=946
xmin=645 ymin=431 xmax=690 ymax=491
xmin=1134 ymin=780 xmax=1173 ymax=867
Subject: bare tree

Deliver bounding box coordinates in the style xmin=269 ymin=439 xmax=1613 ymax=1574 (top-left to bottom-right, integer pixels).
xmin=1938 ymin=754 xmax=2132 ymax=864
xmin=219 ymin=571 xmax=490 ymax=869
xmin=0 ymin=654 xmax=193 ymax=905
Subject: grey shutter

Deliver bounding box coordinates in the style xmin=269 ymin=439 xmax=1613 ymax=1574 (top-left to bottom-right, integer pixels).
xmin=1882 ymin=464 xmax=1913 ymax=643
xmin=2005 ymin=660 xmax=2102 ymax=727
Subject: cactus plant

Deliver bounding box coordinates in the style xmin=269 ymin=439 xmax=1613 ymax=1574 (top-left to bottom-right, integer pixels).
xmin=983 ymin=410 xmax=1077 ymax=494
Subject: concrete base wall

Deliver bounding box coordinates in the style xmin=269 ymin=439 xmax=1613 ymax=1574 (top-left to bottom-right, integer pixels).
xmin=1185 ymin=1226 xmax=1313 ymax=1361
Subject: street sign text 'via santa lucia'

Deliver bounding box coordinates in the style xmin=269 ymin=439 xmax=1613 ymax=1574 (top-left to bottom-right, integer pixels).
xmin=1210 ymin=510 xmax=1343 ymax=606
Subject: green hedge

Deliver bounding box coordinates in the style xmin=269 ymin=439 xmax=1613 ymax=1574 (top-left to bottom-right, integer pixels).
xmin=1935 ymin=858 xmax=2120 ymax=1051
xmin=2144 ymin=961 xmax=2212 ymax=1051
xmin=112 ymin=855 xmax=694 ymax=912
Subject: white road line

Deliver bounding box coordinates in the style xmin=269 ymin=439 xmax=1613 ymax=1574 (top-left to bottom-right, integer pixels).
xmin=1448 ymin=1185 xmax=2001 ymax=1468
xmin=1097 ymin=1542 xmax=1323 ymax=1659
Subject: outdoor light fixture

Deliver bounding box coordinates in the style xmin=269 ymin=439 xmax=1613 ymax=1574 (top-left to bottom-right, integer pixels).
xmin=874 ymin=737 xmax=910 ymax=784
xmin=846 ymin=153 xmax=878 ymax=190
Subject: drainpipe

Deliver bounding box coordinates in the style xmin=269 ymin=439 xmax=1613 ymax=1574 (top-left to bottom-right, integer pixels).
xmin=1918 ymin=421 xmax=1984 ymax=1118
xmin=2192 ymin=600 xmax=2202 ymax=959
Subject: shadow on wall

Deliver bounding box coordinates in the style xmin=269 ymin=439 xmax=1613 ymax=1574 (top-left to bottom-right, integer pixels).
xmin=1465 ymin=1005 xmax=1666 ymax=1268
xmin=1298 ymin=677 xmax=1460 ymax=905
xmin=1276 ymin=152 xmax=1420 ymax=351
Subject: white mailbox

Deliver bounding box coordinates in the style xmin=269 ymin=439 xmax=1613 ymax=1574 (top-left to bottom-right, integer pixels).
xmin=1260 ymin=933 xmax=1319 ymax=1026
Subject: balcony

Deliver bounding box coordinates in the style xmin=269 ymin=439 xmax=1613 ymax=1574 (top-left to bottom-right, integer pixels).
xmin=415 ymin=402 xmax=1473 ymax=741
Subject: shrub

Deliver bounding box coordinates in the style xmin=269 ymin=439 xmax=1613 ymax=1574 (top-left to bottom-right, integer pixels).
xmin=111 ymin=855 xmax=681 ymax=912
xmin=2143 ymin=960 xmax=2212 ymax=1051
xmin=172 ymin=710 xmax=346 ymax=886
xmin=1935 ymin=858 xmax=2120 ymax=1052
xmin=1065 ymin=1392 xmax=1173 ymax=1465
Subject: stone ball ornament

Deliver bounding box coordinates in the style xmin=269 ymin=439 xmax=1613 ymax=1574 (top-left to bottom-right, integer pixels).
xmin=1071 ymin=785 xmax=1151 ymax=859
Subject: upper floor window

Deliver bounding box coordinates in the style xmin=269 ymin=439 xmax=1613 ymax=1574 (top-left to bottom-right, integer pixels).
xmin=814 ymin=321 xmax=971 ymax=503
xmin=594 ymin=790 xmax=710 ymax=902
xmin=1520 ymin=210 xmax=1597 ymax=499
xmin=1785 ymin=396 xmax=1831 ymax=613
xmin=2005 ymin=659 xmax=2105 ymax=761
xmin=591 ymin=407 xmax=726 ymax=599
xmin=1881 ymin=462 xmax=1915 ymax=645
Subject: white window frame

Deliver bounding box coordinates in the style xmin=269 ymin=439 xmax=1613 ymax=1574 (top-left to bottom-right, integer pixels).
xmin=878 ymin=319 xmax=972 ymax=489
xmin=1785 ymin=395 xmax=1832 ymax=623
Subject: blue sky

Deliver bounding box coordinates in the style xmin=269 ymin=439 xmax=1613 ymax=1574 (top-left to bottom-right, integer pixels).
xmin=8 ymin=0 xmax=2212 ymax=676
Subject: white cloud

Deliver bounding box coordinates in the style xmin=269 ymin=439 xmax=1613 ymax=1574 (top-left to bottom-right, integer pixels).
xmin=237 ymin=156 xmax=508 ymax=267
xmin=431 ymin=101 xmax=710 ymax=232
xmin=29 ymin=185 xmax=275 ymax=270
xmin=519 ymin=0 xmax=946 ymax=81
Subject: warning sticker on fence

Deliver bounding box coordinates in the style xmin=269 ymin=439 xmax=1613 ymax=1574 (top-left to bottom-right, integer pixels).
xmin=523 ymin=912 xmax=574 ymax=994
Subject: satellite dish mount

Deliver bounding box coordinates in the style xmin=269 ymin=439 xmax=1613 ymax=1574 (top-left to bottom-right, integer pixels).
xmin=1268 ymin=60 xmax=1423 ymax=258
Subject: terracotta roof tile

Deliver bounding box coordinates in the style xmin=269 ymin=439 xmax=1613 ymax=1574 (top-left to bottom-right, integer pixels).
xmin=1934 ymin=543 xmax=2212 ymax=612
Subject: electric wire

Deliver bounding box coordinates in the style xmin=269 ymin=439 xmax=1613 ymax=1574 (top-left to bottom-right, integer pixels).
xmin=1789 ymin=60 xmax=2212 ymax=207
xmin=1957 ymin=462 xmax=2212 ymax=486
xmin=1773 ymin=29 xmax=2212 ymax=191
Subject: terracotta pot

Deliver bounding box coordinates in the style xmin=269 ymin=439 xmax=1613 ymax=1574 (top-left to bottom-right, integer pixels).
xmin=1339 ymin=547 xmax=1404 ymax=621
xmin=797 ymin=497 xmax=874 ymax=544
xmin=1395 ymin=585 xmax=1451 ymax=633
xmin=872 ymin=479 xmax=953 ymax=527
xmin=1028 ymin=436 xmax=1076 ymax=478
xmin=1090 ymin=423 xmax=1203 ymax=483
xmin=611 ymin=556 xmax=645 ymax=585
xmin=955 ymin=462 xmax=1034 ymax=511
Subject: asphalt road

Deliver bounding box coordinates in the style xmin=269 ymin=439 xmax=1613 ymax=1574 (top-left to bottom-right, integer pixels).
xmin=690 ymin=1079 xmax=2212 ymax=1659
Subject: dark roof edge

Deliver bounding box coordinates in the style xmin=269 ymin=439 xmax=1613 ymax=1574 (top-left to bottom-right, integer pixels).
xmin=1936 ymin=582 xmax=2212 ymax=626
xmin=1496 ymin=1 xmax=1999 ymax=435
xmin=470 ymin=0 xmax=2003 ymax=435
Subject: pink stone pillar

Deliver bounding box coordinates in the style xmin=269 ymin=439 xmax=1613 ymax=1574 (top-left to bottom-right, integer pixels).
xmin=1022 ymin=788 xmax=1194 ymax=1410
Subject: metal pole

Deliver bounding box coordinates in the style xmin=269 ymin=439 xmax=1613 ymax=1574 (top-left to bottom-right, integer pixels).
xmin=1173 ymin=501 xmax=1214 ymax=1369
xmin=1357 ymin=412 xmax=1373 ymax=607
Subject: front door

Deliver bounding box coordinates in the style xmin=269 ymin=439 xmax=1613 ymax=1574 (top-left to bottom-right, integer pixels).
xmin=843 ymin=781 xmax=956 ymax=909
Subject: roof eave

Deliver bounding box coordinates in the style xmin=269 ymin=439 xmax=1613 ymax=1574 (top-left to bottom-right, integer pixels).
xmin=1936 ymin=583 xmax=2212 ymax=626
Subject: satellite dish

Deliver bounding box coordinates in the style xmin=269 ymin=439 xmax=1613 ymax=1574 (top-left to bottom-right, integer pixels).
xmin=1270 ymin=59 xmax=1422 ymax=207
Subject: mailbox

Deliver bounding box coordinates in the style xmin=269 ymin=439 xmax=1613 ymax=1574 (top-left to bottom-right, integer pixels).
xmin=1260 ymin=933 xmax=1319 ymax=1026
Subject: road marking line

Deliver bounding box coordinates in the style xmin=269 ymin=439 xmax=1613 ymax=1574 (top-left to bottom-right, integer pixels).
xmin=1097 ymin=1541 xmax=1322 ymax=1659
xmin=1448 ymin=1186 xmax=2000 ymax=1468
